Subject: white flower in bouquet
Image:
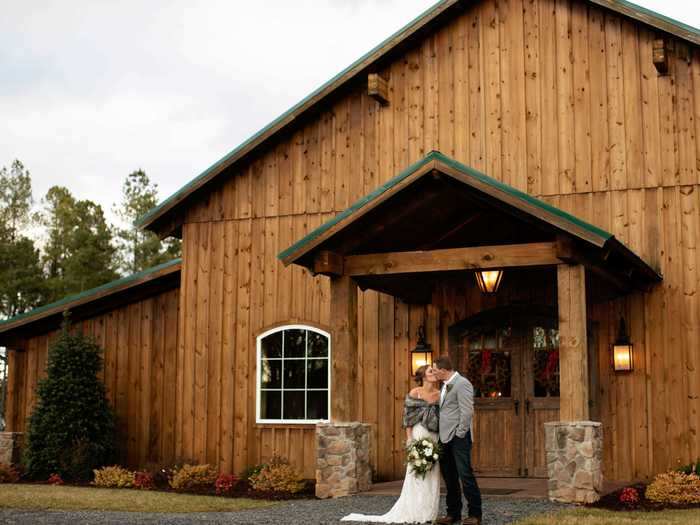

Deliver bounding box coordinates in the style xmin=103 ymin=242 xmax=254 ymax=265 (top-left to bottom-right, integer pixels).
xmin=422 ymin=440 xmax=429 ymax=446
xmin=433 ymin=453 xmax=438 ymax=460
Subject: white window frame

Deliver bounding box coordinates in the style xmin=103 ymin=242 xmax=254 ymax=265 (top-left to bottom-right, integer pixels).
xmin=256 ymin=324 xmax=331 ymax=424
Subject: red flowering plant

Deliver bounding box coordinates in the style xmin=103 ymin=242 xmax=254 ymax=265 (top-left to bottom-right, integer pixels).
xmin=47 ymin=473 xmax=64 ymax=485
xmin=619 ymin=486 xmax=640 ymax=507
xmin=133 ymin=471 xmax=155 ymax=490
xmin=215 ymin=473 xmax=239 ymax=495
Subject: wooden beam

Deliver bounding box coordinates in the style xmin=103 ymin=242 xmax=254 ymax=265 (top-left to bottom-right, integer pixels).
xmin=652 ymin=38 xmax=669 ymax=75
xmin=344 ymin=242 xmax=560 ymax=276
xmin=314 ymin=250 xmax=344 ymax=276
xmin=367 ymin=73 xmax=389 ymax=105
xmin=558 ymin=264 xmax=590 ymax=421
xmin=330 ymin=275 xmax=358 ymax=422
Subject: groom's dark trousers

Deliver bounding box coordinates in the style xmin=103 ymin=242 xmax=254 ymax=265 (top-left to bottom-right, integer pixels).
xmin=439 ymin=431 xmax=482 ymax=520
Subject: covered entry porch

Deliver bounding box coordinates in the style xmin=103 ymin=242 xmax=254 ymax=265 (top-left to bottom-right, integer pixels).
xmin=279 ymin=151 xmax=661 ymax=500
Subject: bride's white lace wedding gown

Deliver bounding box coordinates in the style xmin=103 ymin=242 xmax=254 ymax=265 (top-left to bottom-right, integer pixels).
xmin=341 ymin=421 xmax=440 ymax=524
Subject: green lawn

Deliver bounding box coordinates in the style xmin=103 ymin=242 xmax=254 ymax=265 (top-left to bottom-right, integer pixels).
xmin=516 ymin=508 xmax=700 ymax=525
xmin=0 ymin=484 xmax=276 ymax=513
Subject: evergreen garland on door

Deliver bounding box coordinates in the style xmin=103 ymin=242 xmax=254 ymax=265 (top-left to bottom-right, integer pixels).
xmin=23 ymin=313 xmax=116 ymax=481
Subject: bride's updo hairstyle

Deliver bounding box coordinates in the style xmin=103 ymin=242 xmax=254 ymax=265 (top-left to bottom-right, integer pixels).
xmin=413 ymin=364 xmax=429 ymax=386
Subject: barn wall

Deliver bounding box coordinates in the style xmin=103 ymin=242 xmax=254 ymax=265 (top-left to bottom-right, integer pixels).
xmin=175 ymin=0 xmax=700 ymax=482
xmin=5 ymin=287 xmax=180 ymax=469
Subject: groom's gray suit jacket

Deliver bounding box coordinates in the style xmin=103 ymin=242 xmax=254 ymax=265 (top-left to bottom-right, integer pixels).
xmin=439 ymin=372 xmax=475 ymax=444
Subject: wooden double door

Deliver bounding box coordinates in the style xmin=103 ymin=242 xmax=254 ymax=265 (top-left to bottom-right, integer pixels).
xmin=448 ymin=308 xmax=560 ymax=477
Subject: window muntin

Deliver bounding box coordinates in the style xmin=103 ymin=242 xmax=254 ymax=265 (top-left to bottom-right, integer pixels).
xmin=256 ymin=325 xmax=330 ymax=424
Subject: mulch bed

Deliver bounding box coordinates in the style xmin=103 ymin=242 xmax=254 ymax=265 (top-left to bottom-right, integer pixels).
xmin=588 ymin=483 xmax=700 ymax=512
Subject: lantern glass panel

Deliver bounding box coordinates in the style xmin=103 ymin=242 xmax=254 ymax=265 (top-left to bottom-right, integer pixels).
xmin=613 ymin=343 xmax=633 ymax=372
xmin=411 ymin=350 xmax=433 ymax=375
xmin=475 ymin=270 xmax=503 ymax=294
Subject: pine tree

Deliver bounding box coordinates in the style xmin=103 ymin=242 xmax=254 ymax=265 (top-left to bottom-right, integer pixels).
xmin=23 ymin=316 xmax=116 ymax=480
xmin=114 ymin=170 xmax=181 ymax=274
xmin=37 ymin=186 xmax=119 ymax=302
xmin=0 ymin=159 xmax=46 ymax=318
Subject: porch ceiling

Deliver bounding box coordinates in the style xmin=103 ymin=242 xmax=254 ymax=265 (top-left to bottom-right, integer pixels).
xmin=279 ymin=151 xmax=661 ymax=302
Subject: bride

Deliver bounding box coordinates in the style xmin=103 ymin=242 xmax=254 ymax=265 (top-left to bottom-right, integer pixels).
xmin=342 ymin=365 xmax=441 ymax=523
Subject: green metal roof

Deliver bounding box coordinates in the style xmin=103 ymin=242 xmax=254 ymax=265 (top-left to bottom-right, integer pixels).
xmin=0 ymin=258 xmax=181 ymax=333
xmin=278 ymin=151 xmax=613 ymax=263
xmin=138 ymin=0 xmax=700 ymax=235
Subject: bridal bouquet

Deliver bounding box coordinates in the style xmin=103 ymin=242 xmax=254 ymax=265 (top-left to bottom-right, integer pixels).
xmin=406 ymin=437 xmax=441 ymax=479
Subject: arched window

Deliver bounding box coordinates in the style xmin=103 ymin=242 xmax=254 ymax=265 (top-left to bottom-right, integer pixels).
xmin=256 ymin=325 xmax=331 ymax=424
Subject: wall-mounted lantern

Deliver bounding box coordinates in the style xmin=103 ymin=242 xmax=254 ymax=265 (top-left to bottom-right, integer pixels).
xmin=612 ymin=317 xmax=633 ymax=373
xmin=475 ymin=270 xmax=504 ymax=294
xmin=411 ymin=326 xmax=433 ymax=375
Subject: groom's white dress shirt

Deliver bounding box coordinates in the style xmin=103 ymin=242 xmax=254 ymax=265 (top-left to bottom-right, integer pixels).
xmin=440 ymin=371 xmax=459 ymax=405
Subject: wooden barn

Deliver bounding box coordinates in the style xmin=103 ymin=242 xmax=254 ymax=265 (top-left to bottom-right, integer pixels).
xmin=2 ymin=0 xmax=700 ymax=495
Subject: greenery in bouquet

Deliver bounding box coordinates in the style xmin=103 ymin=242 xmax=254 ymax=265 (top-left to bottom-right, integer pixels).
xmin=406 ymin=437 xmax=441 ymax=479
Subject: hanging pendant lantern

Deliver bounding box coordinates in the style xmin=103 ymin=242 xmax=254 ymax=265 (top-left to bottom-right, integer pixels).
xmin=475 ymin=270 xmax=504 ymax=294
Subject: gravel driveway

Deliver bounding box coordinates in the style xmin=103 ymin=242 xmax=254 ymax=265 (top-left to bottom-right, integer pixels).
xmin=0 ymin=496 xmax=569 ymax=524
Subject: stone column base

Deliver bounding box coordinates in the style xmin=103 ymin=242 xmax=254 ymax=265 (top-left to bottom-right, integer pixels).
xmin=316 ymin=422 xmax=372 ymax=499
xmin=545 ymin=421 xmax=603 ymax=504
xmin=0 ymin=432 xmax=24 ymax=466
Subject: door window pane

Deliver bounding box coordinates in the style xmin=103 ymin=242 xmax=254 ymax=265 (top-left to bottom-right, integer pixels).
xmin=308 ymin=332 xmax=329 ymax=357
xmin=467 ymin=350 xmax=512 ymax=398
xmin=533 ymin=327 xmax=560 ymax=397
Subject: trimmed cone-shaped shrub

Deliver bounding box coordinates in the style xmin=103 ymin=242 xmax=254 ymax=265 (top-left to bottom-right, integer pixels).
xmin=23 ymin=316 xmax=116 ymax=481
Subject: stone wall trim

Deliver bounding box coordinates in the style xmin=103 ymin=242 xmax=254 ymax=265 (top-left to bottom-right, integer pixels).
xmin=545 ymin=421 xmax=603 ymax=504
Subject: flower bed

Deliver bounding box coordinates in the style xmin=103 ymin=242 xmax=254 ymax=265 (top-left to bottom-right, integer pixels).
xmin=589 ymin=482 xmax=700 ymax=512
xmin=1 ymin=458 xmax=314 ymax=501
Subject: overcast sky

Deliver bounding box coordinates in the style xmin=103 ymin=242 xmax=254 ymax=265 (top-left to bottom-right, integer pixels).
xmin=2 ymin=0 xmax=699 ymax=227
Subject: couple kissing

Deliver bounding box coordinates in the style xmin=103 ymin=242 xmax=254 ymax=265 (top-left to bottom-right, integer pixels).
xmin=342 ymin=356 xmax=483 ymax=524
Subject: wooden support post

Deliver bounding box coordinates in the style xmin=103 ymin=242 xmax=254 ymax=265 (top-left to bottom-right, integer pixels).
xmin=557 ymin=264 xmax=590 ymax=421
xmin=330 ymin=274 xmax=358 ymax=422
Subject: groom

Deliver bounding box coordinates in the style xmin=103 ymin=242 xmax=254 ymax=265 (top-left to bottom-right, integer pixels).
xmin=433 ymin=356 xmax=482 ymax=525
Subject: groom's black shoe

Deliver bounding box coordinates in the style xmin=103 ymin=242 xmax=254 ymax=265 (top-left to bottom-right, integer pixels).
xmin=433 ymin=516 xmax=458 ymax=524
xmin=461 ymin=517 xmax=482 ymax=525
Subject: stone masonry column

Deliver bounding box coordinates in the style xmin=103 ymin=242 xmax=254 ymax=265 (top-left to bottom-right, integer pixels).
xmin=545 ymin=421 xmax=603 ymax=503
xmin=0 ymin=432 xmax=24 ymax=466
xmin=316 ymin=422 xmax=372 ymax=499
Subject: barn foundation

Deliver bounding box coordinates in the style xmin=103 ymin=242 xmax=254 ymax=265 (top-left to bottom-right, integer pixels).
xmin=0 ymin=432 xmax=24 ymax=466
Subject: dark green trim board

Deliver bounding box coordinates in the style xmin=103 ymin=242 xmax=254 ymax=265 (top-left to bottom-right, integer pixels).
xmin=278 ymin=151 xmax=614 ymax=263
xmin=0 ymin=258 xmax=182 ymax=334
xmin=138 ymin=0 xmax=700 ymax=236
